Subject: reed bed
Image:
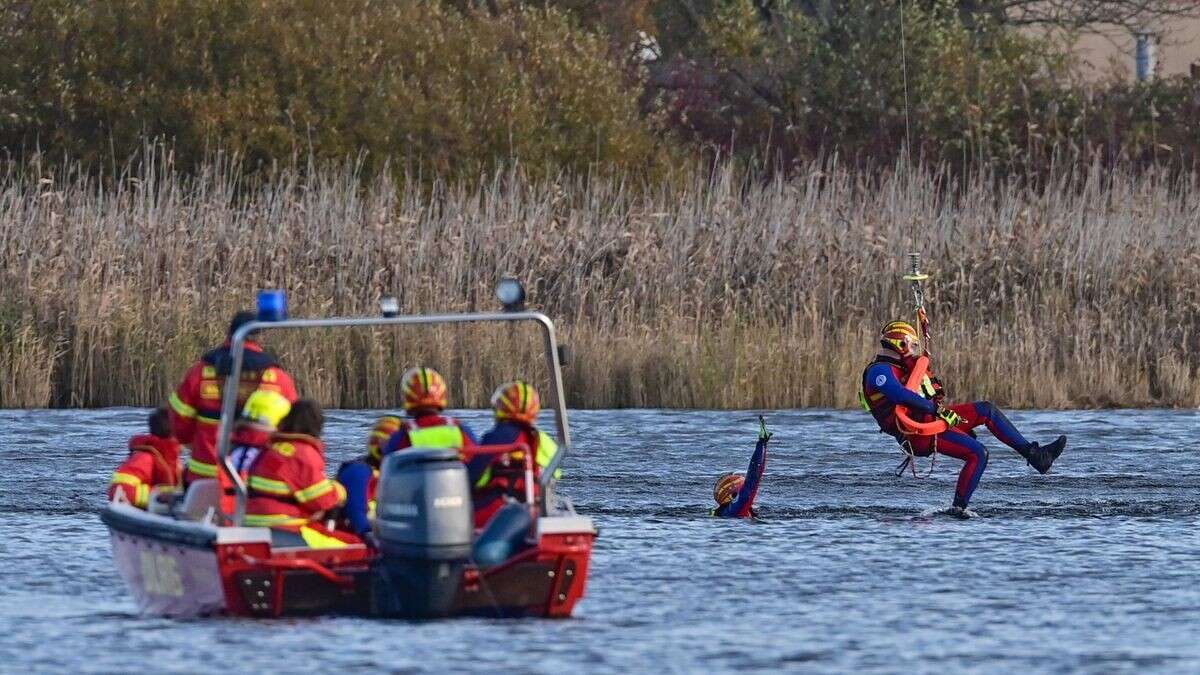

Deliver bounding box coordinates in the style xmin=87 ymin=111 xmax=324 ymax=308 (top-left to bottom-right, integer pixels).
xmin=1 ymin=155 xmax=1197 ymax=410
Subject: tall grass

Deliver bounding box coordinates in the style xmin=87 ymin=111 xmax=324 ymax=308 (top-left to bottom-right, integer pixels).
xmin=1 ymin=153 xmax=1197 ymax=410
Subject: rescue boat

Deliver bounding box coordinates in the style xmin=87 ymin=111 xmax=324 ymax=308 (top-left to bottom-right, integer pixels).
xmin=100 ymin=281 xmax=596 ymax=619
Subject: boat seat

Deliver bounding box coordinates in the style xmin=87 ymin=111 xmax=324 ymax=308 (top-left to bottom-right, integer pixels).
xmin=180 ymin=479 xmax=221 ymax=522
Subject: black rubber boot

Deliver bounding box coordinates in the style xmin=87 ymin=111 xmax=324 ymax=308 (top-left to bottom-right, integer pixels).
xmin=1018 ymin=435 xmax=1066 ymax=474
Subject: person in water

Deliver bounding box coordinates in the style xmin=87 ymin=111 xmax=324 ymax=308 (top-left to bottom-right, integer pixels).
xmin=108 ymin=407 xmax=182 ymax=509
xmin=244 ymin=399 xmax=359 ymax=548
xmin=380 ymin=366 xmax=477 ymax=455
xmin=474 ymin=381 xmax=562 ymax=527
xmin=170 ymin=310 xmax=298 ymax=485
xmin=860 ymin=320 xmax=1067 ymax=515
xmin=711 ymin=418 xmax=772 ymax=518
xmin=336 ymin=415 xmax=403 ymax=540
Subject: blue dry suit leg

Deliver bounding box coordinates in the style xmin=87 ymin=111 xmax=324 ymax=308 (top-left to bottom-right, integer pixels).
xmin=933 ymin=429 xmax=989 ymax=509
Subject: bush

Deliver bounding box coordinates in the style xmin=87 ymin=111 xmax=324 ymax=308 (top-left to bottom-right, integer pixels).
xmin=0 ymin=0 xmax=665 ymax=180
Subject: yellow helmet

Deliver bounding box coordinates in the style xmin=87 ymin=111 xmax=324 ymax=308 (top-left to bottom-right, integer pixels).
xmin=880 ymin=320 xmax=921 ymax=357
xmin=241 ymin=389 xmax=292 ymax=429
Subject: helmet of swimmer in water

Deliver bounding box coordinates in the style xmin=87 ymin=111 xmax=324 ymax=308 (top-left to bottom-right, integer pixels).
xmin=714 ymin=472 xmax=745 ymax=506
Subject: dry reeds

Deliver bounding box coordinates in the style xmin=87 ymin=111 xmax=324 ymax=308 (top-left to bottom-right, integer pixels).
xmin=1 ymin=154 xmax=1197 ymax=409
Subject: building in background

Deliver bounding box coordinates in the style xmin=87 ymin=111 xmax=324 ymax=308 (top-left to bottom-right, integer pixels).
xmin=1070 ymin=17 xmax=1200 ymax=79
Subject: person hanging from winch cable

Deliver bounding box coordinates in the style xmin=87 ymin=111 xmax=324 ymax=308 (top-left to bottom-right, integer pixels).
xmin=711 ymin=417 xmax=772 ymax=519
xmin=860 ymin=320 xmax=1067 ymax=515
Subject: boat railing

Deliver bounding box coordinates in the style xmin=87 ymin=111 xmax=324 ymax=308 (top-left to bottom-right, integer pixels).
xmin=216 ymin=310 xmax=571 ymax=526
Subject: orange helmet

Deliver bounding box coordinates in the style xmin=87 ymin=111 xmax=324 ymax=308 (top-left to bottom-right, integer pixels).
xmin=714 ymin=472 xmax=745 ymax=506
xmin=491 ymin=381 xmax=541 ymax=425
xmin=880 ymin=320 xmax=921 ymax=357
xmin=367 ymin=415 xmax=403 ymax=461
xmin=401 ymin=366 xmax=449 ymax=413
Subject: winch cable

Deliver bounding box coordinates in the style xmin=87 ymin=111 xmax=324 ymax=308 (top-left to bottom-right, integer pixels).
xmin=898 ymin=252 xmax=937 ymax=479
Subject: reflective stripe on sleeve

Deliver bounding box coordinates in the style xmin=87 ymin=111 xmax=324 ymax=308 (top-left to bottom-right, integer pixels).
xmin=248 ymin=475 xmax=292 ymax=496
xmin=294 ymin=479 xmax=335 ymax=504
xmin=168 ymin=392 xmax=197 ymax=419
xmin=111 ymin=472 xmax=143 ymax=487
xmin=186 ymin=458 xmax=218 ymax=478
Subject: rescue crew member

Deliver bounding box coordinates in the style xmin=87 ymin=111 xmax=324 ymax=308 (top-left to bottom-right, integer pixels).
xmin=108 ymin=407 xmax=182 ymax=509
xmin=380 ymin=366 xmax=477 ymax=455
xmin=861 ymin=320 xmax=1067 ymax=515
xmin=336 ymin=415 xmax=403 ymax=540
xmin=229 ymin=389 xmax=292 ymax=479
xmin=474 ymin=381 xmax=562 ymax=526
xmin=244 ymin=399 xmax=360 ymax=548
xmin=712 ymin=418 xmax=771 ymax=518
xmin=169 ymin=310 xmax=298 ymax=485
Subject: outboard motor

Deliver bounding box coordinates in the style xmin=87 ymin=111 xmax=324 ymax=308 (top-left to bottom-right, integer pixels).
xmin=372 ymin=448 xmax=473 ymax=618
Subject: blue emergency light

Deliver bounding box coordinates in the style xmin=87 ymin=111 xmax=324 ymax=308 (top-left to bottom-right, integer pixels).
xmin=257 ymin=290 xmax=288 ymax=322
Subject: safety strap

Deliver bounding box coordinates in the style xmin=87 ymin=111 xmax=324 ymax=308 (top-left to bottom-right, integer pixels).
xmin=894 ymin=436 xmax=936 ymax=479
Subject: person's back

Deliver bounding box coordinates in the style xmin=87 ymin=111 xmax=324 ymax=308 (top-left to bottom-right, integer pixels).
xmin=474 ymin=381 xmax=561 ymax=526
xmin=380 ymin=367 xmax=477 ymax=456
xmin=108 ymin=407 xmax=182 ymax=509
xmin=244 ymin=399 xmax=358 ymax=549
xmin=711 ymin=419 xmax=771 ymax=519
xmin=170 ymin=311 xmax=298 ymax=484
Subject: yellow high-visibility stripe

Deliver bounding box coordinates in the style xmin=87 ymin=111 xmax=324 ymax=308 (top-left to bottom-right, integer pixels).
xmin=298 ymin=526 xmax=349 ymax=549
xmin=248 ymin=475 xmax=291 ymax=496
xmin=168 ymin=392 xmax=196 ymax=419
xmin=294 ymin=479 xmax=334 ymax=504
xmin=243 ymin=514 xmax=307 ymax=527
xmin=186 ymin=458 xmax=218 ymax=477
xmin=536 ymin=430 xmax=563 ymax=479
xmin=196 ymin=415 xmax=219 ymax=426
xmin=135 ymin=483 xmax=150 ymax=508
xmin=111 ymin=472 xmax=143 ymax=487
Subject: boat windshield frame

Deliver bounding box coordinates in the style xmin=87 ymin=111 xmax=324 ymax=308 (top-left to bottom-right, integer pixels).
xmin=215 ymin=310 xmax=571 ymax=526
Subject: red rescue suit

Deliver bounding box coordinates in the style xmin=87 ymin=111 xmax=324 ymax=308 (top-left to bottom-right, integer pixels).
xmin=169 ymin=340 xmax=297 ymax=484
xmin=108 ymin=434 xmax=183 ymax=509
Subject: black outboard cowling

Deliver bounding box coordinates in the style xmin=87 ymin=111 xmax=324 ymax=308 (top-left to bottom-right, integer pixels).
xmin=371 ymin=448 xmax=472 ymax=618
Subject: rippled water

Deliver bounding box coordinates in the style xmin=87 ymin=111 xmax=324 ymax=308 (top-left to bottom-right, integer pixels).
xmin=2 ymin=408 xmax=1198 ymax=673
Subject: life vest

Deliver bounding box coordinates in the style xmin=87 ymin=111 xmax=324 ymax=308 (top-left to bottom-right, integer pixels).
xmin=859 ymin=350 xmax=938 ymax=436
xmin=405 ymin=418 xmax=467 ymax=449
xmin=474 ymin=427 xmax=559 ymax=490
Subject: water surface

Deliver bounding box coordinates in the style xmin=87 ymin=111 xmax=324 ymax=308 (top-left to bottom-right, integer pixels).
xmin=1 ymin=408 xmax=1197 ymax=673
